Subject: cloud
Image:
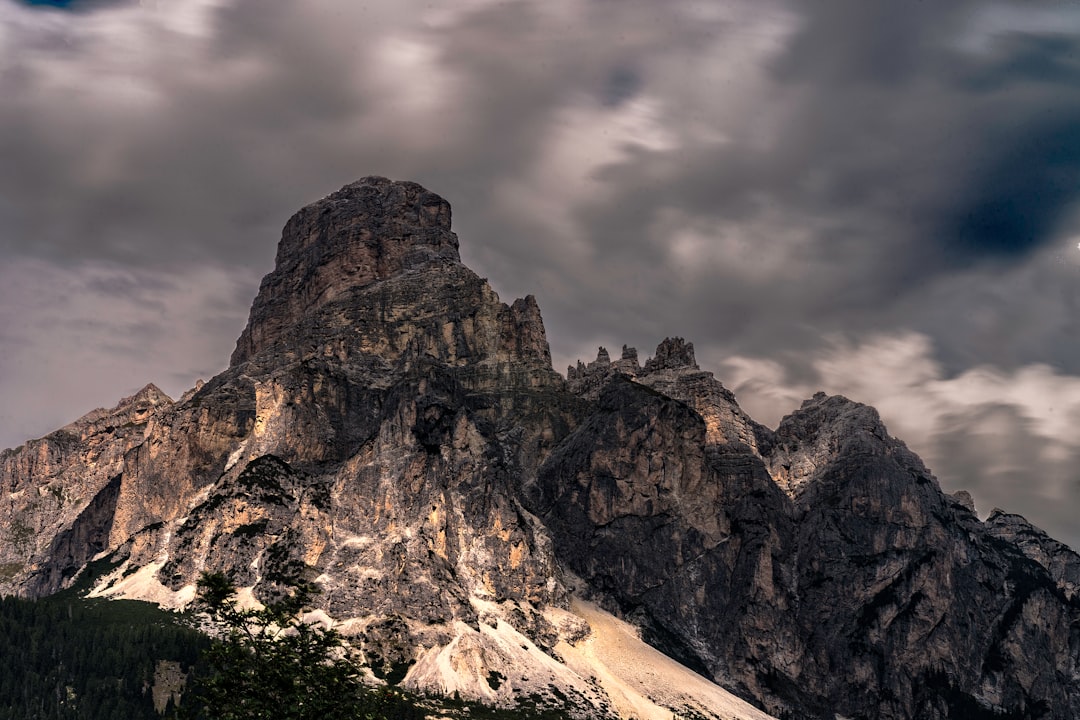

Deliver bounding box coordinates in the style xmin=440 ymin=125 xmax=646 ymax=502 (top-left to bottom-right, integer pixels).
xmin=536 ymin=1 xmax=1080 ymax=386
xmin=0 ymin=258 xmax=253 ymax=450
xmin=943 ymin=104 xmax=1080 ymax=261
xmin=16 ymin=0 xmax=126 ymax=10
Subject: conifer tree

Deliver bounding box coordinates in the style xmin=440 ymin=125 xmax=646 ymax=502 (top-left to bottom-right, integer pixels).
xmin=189 ymin=572 xmax=420 ymax=720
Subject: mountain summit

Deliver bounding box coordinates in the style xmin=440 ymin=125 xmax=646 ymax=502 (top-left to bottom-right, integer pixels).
xmin=2 ymin=178 xmax=1079 ymax=719
xmin=231 ymin=177 xmax=461 ymax=366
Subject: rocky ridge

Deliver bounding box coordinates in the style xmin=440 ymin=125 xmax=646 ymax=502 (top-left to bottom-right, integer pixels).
xmin=2 ymin=177 xmax=1079 ymax=720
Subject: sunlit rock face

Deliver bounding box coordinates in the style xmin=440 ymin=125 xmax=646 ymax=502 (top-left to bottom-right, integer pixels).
xmin=0 ymin=384 xmax=175 ymax=595
xmin=3 ymin=177 xmax=1080 ymax=720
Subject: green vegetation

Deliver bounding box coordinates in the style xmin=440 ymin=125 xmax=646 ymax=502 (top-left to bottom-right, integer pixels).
xmin=7 ymin=516 xmax=34 ymax=552
xmin=0 ymin=594 xmax=208 ymax=720
xmin=186 ymin=571 xmax=424 ymax=720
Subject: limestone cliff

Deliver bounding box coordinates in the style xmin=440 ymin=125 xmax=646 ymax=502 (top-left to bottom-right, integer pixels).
xmin=2 ymin=177 xmax=1079 ymax=720
xmin=0 ymin=384 xmax=173 ymax=591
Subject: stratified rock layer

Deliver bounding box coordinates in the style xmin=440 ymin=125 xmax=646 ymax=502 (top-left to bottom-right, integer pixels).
xmin=3 ymin=177 xmax=1079 ymax=720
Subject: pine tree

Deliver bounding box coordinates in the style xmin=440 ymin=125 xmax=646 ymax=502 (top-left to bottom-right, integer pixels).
xmin=187 ymin=572 xmax=422 ymax=720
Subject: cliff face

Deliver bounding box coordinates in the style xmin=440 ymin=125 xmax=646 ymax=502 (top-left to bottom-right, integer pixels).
xmin=1 ymin=384 xmax=174 ymax=590
xmin=2 ymin=177 xmax=1079 ymax=720
xmin=760 ymin=394 xmax=1080 ymax=718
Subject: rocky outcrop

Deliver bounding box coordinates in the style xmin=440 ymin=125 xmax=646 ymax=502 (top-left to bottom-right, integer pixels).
xmin=0 ymin=384 xmax=173 ymax=591
xmin=758 ymin=393 xmax=1080 ymax=719
xmin=231 ymin=177 xmax=460 ymax=367
xmin=568 ymin=338 xmax=767 ymax=453
xmin=3 ymin=177 xmax=1080 ymax=720
xmin=986 ymin=509 xmax=1080 ymax=601
xmin=16 ymin=178 xmax=600 ymax=715
xmin=534 ymin=378 xmax=1080 ymax=718
xmin=526 ymin=375 xmax=799 ymax=706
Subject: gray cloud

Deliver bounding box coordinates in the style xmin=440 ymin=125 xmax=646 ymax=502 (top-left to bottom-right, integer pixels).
xmin=15 ymin=1 xmax=129 ymax=12
xmin=932 ymin=405 xmax=1080 ymax=550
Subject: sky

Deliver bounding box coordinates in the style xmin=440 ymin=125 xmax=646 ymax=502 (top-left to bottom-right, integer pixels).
xmin=2 ymin=0 xmax=1080 ymax=547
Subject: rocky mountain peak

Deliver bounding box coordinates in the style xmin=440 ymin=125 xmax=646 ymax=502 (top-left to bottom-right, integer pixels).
xmin=117 ymin=383 xmax=172 ymax=409
xmin=566 ymin=345 xmax=641 ymax=397
xmin=766 ymin=392 xmax=930 ymax=500
xmin=643 ymin=336 xmax=698 ymax=372
xmin=567 ymin=338 xmax=765 ymax=452
xmin=985 ymin=509 xmax=1080 ymax=600
xmin=231 ymin=177 xmax=461 ymax=366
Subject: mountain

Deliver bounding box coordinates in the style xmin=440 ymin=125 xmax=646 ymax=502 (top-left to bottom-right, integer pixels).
xmin=2 ymin=177 xmax=1078 ymax=720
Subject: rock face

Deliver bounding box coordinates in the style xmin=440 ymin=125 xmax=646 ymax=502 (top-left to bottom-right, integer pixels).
xmin=755 ymin=394 xmax=1080 ymax=718
xmin=985 ymin=509 xmax=1080 ymax=601
xmin=231 ymin=177 xmax=460 ymax=367
xmin=2 ymin=177 xmax=1079 ymax=720
xmin=1 ymin=384 xmax=174 ymax=591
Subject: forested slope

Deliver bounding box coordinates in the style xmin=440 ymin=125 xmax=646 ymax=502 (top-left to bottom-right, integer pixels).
xmin=0 ymin=593 xmax=207 ymax=720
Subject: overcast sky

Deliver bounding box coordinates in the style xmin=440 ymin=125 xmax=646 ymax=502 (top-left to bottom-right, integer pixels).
xmin=2 ymin=0 xmax=1080 ymax=547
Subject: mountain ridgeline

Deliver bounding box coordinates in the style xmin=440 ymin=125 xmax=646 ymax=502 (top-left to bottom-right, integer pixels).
xmin=2 ymin=177 xmax=1078 ymax=720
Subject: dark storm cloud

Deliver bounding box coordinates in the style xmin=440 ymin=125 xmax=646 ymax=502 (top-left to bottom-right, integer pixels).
xmin=16 ymin=0 xmax=125 ymax=10
xmin=539 ymin=1 xmax=1080 ymax=371
xmin=944 ymin=111 xmax=1080 ymax=262
xmin=771 ymin=0 xmax=969 ymax=86
xmin=0 ymin=0 xmax=378 ymax=271
xmin=778 ymin=5 xmax=1080 ymax=263
xmin=957 ymin=32 xmax=1080 ymax=91
xmin=600 ymin=65 xmax=643 ymax=108
xmin=2 ymin=0 xmax=1074 ymax=374
xmin=770 ymin=3 xmax=1080 ymax=269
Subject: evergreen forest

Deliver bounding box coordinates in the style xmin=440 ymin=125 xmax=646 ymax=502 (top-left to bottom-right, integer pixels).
xmin=0 ymin=592 xmax=208 ymax=720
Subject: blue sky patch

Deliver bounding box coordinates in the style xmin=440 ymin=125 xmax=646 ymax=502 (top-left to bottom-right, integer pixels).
xmin=19 ymin=0 xmax=81 ymax=8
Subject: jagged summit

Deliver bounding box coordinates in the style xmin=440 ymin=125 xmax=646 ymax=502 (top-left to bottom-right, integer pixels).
xmin=765 ymin=391 xmax=933 ymax=500
xmin=231 ymin=177 xmax=461 ymax=366
xmin=117 ymin=383 xmax=172 ymax=408
xmin=566 ymin=338 xmax=697 ymax=386
xmin=568 ymin=337 xmax=764 ymax=451
xmin=644 ymin=336 xmax=698 ymax=372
